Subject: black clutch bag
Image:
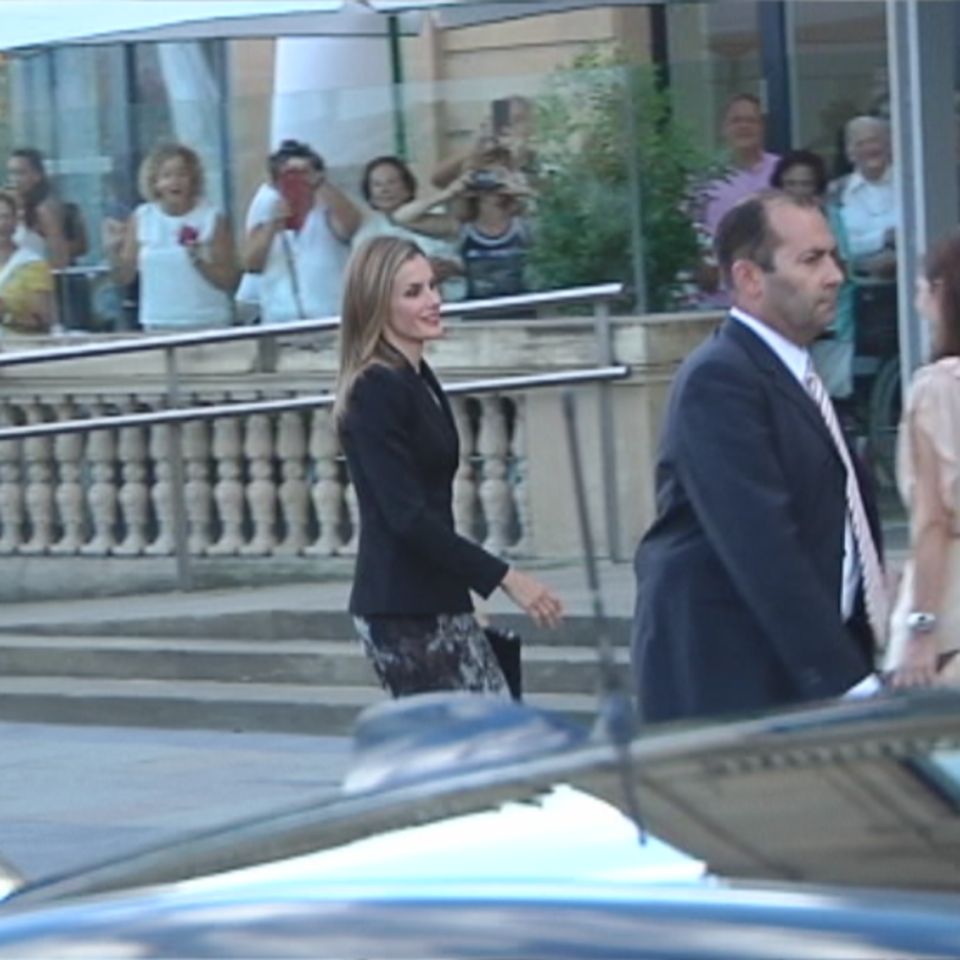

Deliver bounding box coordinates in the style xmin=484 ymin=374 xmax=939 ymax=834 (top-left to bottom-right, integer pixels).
xmin=484 ymin=626 xmax=523 ymax=701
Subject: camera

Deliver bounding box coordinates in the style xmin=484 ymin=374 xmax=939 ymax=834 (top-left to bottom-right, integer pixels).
xmin=467 ymin=169 xmax=506 ymax=192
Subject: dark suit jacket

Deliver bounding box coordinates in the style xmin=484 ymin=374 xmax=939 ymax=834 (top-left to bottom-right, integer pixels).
xmin=340 ymin=358 xmax=508 ymax=617
xmin=632 ymin=317 xmax=878 ymax=724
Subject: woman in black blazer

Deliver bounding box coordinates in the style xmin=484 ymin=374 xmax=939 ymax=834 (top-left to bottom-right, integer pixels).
xmin=335 ymin=236 xmax=563 ymax=697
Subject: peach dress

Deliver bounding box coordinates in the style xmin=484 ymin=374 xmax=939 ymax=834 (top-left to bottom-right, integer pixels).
xmin=886 ymin=357 xmax=960 ymax=674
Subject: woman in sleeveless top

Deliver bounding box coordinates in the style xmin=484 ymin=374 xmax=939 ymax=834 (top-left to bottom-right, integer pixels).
xmin=887 ymin=229 xmax=960 ymax=687
xmin=103 ymin=143 xmax=238 ymax=331
xmin=335 ymin=236 xmax=562 ymax=698
xmin=0 ymin=190 xmax=54 ymax=335
xmin=352 ymin=156 xmax=466 ymax=301
xmin=6 ymin=147 xmax=70 ymax=270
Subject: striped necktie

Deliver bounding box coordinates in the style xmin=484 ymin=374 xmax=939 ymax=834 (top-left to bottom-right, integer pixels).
xmin=804 ymin=360 xmax=889 ymax=647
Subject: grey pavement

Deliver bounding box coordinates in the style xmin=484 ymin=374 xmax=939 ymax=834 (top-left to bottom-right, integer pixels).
xmin=0 ymin=722 xmax=351 ymax=882
xmin=0 ymin=559 xmax=640 ymax=631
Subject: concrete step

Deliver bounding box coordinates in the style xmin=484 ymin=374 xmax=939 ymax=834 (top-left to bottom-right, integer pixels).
xmin=0 ymin=609 xmax=631 ymax=648
xmin=0 ymin=635 xmax=629 ymax=696
xmin=0 ymin=677 xmax=599 ymax=736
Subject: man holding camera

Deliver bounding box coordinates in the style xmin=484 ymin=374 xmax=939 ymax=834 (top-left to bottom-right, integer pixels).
xmin=241 ymin=140 xmax=361 ymax=325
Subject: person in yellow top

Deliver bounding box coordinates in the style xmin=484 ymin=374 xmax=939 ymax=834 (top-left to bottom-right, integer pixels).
xmin=0 ymin=189 xmax=54 ymax=335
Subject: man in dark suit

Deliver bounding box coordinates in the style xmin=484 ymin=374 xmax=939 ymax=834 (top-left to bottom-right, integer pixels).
xmin=632 ymin=189 xmax=886 ymax=724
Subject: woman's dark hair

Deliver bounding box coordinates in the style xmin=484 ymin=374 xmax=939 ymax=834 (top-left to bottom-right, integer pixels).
xmin=925 ymin=229 xmax=960 ymax=359
xmin=268 ymin=139 xmax=324 ymax=181
xmin=770 ymin=149 xmax=829 ymax=197
xmin=10 ymin=147 xmax=50 ymax=229
xmin=360 ymin=155 xmax=417 ymax=205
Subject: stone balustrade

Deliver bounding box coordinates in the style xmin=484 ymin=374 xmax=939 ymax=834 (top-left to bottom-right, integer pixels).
xmin=0 ymin=312 xmax=721 ymax=564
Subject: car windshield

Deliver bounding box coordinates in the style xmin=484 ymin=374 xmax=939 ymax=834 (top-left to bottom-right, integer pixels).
xmin=180 ymin=787 xmax=705 ymax=894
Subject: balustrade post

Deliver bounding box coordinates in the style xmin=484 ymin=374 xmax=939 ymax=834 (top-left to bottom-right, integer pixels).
xmin=451 ymin=396 xmax=477 ymax=540
xmin=508 ymin=395 xmax=531 ymax=556
xmin=306 ymin=406 xmax=343 ymax=556
xmin=276 ymin=408 xmax=309 ymax=555
xmin=0 ymin=401 xmax=23 ymax=553
xmin=241 ymin=409 xmax=277 ymax=556
xmin=81 ymin=399 xmax=117 ymax=556
xmin=114 ymin=399 xmax=149 ymax=556
xmin=477 ymin=394 xmax=511 ymax=555
xmin=208 ymin=411 xmax=245 ymax=556
xmin=145 ymin=422 xmax=174 ymax=556
xmin=183 ymin=414 xmax=214 ymax=555
xmin=20 ymin=399 xmax=55 ymax=554
xmin=51 ymin=397 xmax=86 ymax=555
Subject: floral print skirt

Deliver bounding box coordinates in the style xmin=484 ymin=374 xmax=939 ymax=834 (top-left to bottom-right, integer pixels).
xmin=352 ymin=612 xmax=508 ymax=699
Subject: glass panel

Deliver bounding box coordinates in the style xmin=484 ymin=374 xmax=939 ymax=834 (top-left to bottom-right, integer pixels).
xmin=789 ymin=0 xmax=887 ymax=176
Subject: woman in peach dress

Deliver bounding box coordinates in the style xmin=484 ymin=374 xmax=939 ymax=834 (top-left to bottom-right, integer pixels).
xmin=887 ymin=229 xmax=960 ymax=687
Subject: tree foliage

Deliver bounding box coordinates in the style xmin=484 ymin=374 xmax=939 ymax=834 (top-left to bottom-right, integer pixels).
xmin=529 ymin=48 xmax=719 ymax=312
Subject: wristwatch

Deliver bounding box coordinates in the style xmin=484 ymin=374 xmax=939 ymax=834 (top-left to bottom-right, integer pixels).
xmin=907 ymin=611 xmax=938 ymax=634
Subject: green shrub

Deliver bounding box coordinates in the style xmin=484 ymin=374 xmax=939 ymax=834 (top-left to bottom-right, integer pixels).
xmin=529 ymin=48 xmax=720 ymax=312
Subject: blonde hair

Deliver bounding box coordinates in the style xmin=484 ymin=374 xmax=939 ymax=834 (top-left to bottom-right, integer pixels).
xmin=334 ymin=235 xmax=427 ymax=423
xmin=138 ymin=143 xmax=205 ymax=203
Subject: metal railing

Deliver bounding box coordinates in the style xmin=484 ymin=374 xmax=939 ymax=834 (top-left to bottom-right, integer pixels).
xmin=0 ymin=282 xmax=629 ymax=586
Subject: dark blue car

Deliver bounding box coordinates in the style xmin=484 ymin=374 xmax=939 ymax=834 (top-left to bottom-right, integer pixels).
xmin=0 ymin=690 xmax=960 ymax=958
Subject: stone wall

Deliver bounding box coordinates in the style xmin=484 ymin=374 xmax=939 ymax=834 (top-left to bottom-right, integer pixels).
xmin=0 ymin=312 xmax=720 ymax=589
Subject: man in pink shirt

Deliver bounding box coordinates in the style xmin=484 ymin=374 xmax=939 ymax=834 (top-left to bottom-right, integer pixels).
xmin=684 ymin=93 xmax=780 ymax=308
xmin=702 ymin=93 xmax=781 ymax=234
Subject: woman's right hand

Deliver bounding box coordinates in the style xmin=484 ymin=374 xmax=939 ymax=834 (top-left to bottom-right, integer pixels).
xmin=890 ymin=632 xmax=940 ymax=689
xmin=500 ymin=567 xmax=563 ymax=629
xmin=272 ymin=196 xmax=292 ymax=227
xmin=101 ymin=218 xmax=125 ymax=253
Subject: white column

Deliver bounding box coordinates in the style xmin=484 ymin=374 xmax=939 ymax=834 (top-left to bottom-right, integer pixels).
xmin=157 ymin=42 xmax=225 ymax=210
xmin=887 ymin=0 xmax=959 ymax=381
xmin=271 ymin=36 xmax=396 ymax=173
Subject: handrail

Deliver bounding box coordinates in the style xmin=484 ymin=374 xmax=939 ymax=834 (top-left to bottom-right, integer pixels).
xmin=0 ymin=282 xmax=625 ymax=370
xmin=0 ymin=365 xmax=631 ymax=442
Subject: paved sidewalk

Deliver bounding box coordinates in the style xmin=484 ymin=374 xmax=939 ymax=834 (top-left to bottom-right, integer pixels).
xmin=0 ymin=722 xmax=351 ymax=882
xmin=0 ymin=560 xmax=639 ymax=631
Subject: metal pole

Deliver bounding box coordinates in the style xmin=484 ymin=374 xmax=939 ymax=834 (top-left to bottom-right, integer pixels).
xmin=594 ymin=301 xmax=622 ymax=562
xmin=388 ymin=13 xmax=408 ymax=159
xmin=623 ymin=65 xmax=648 ymax=314
xmin=164 ymin=346 xmax=193 ymax=591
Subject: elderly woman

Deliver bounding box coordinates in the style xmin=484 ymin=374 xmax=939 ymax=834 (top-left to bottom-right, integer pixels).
xmin=103 ymin=143 xmax=238 ymax=331
xmin=353 ymin=155 xmax=464 ymax=300
xmin=830 ymin=116 xmax=897 ymax=282
xmin=0 ymin=189 xmax=55 ymax=335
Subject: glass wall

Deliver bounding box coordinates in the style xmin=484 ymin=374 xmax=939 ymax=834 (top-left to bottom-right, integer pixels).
xmin=789 ymin=1 xmax=887 ymax=174
xmin=0 ymin=4 xmax=909 ymax=333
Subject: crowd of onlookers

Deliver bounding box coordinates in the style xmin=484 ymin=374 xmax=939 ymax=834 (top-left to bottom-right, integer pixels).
xmin=0 ymin=86 xmax=899 ymax=362
xmin=684 ymin=92 xmax=898 ymax=412
xmin=0 ymin=93 xmax=538 ymax=337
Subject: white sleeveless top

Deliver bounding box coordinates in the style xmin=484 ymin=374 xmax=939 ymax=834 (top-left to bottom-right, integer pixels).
xmin=13 ymin=224 xmax=47 ymax=259
xmin=246 ymin=185 xmax=347 ymax=325
xmin=135 ymin=201 xmax=232 ymax=330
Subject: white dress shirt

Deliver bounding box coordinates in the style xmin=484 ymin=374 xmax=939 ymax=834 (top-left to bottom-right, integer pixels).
xmin=840 ymin=167 xmax=896 ymax=259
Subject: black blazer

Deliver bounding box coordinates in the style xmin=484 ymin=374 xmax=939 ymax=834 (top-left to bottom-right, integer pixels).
xmin=631 ymin=317 xmax=878 ymax=724
xmin=340 ymin=358 xmax=508 ymax=617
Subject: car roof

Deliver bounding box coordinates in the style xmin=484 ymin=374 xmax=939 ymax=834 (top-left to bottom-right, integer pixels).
xmin=7 ymin=689 xmax=960 ymax=906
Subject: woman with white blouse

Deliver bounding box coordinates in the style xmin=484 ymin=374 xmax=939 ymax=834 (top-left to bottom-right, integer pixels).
xmin=103 ymin=143 xmax=238 ymax=331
